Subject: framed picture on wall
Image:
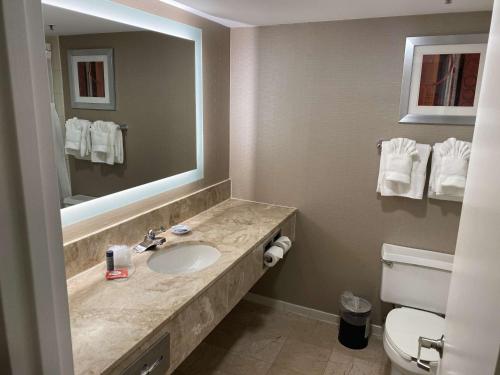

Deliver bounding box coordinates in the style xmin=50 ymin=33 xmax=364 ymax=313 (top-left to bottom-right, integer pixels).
xmin=67 ymin=48 xmax=116 ymax=110
xmin=399 ymin=34 xmax=488 ymax=125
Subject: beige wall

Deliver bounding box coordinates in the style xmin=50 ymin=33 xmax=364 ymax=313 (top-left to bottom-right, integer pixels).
xmin=60 ymin=31 xmax=197 ymax=197
xmin=230 ymin=12 xmax=491 ymax=324
xmin=63 ymin=0 xmax=230 ymax=237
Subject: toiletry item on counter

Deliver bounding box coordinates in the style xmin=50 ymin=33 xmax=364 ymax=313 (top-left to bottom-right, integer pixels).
xmin=377 ymin=139 xmax=431 ymax=199
xmin=106 ymin=249 xmax=114 ymax=271
xmin=428 ymin=138 xmax=471 ymax=202
xmin=109 ymin=245 xmax=132 ymax=268
xmin=170 ymin=224 xmax=191 ymax=235
xmin=106 ymin=268 xmax=129 ymax=280
xmin=264 ymin=236 xmax=292 ymax=267
xmin=105 ymin=245 xmax=133 ymax=280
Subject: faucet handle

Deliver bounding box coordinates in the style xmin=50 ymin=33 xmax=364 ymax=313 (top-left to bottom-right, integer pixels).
xmin=146 ymin=226 xmax=166 ymax=240
xmin=417 ymin=335 xmax=444 ymax=371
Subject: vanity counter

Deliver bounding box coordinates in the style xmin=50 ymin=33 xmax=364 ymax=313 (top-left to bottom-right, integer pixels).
xmin=67 ymin=198 xmax=296 ymax=374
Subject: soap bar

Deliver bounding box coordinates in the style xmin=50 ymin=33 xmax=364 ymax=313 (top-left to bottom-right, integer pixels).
xmin=105 ymin=268 xmax=128 ymax=280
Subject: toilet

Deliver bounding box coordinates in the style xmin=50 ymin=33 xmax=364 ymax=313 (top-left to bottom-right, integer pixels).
xmin=381 ymin=243 xmax=454 ymax=375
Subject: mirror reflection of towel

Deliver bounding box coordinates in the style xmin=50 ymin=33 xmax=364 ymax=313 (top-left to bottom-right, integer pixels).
xmin=64 ymin=117 xmax=91 ymax=159
xmin=90 ymin=120 xmax=123 ymax=165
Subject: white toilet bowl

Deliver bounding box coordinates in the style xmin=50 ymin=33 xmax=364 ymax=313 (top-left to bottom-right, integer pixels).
xmin=383 ymin=307 xmax=444 ymax=375
xmin=380 ymin=244 xmax=453 ymax=375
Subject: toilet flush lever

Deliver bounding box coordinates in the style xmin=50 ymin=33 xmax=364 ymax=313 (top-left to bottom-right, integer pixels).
xmin=416 ymin=335 xmax=444 ymax=371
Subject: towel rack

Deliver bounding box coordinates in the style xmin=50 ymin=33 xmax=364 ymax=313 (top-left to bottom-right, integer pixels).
xmin=376 ymin=138 xmax=433 ymax=153
xmin=119 ymin=124 xmax=128 ymax=130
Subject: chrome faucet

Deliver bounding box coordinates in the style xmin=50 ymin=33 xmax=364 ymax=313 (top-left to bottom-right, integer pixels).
xmin=134 ymin=226 xmax=166 ymax=253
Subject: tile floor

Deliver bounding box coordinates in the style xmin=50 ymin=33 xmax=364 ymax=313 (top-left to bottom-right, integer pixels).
xmin=174 ymin=300 xmax=389 ymax=375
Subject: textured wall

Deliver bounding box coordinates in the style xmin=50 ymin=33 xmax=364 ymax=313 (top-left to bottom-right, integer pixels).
xmin=230 ymin=12 xmax=491 ymax=324
xmin=60 ymin=31 xmax=196 ymax=197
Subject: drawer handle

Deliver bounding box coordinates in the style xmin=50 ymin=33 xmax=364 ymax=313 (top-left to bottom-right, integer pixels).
xmin=140 ymin=355 xmax=164 ymax=375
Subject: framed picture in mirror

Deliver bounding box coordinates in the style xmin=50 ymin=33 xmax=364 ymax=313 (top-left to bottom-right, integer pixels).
xmin=399 ymin=34 xmax=488 ymax=125
xmin=68 ymin=48 xmax=116 ymax=110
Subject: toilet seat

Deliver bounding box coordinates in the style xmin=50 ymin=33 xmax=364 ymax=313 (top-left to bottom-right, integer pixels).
xmin=385 ymin=307 xmax=445 ymax=363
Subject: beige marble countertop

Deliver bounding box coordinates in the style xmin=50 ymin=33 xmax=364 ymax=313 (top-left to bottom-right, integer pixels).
xmin=67 ymin=198 xmax=296 ymax=374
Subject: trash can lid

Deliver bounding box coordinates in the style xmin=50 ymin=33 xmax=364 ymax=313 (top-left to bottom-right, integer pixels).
xmin=340 ymin=291 xmax=371 ymax=314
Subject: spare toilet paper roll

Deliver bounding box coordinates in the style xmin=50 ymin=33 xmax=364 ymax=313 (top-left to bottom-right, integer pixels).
xmin=263 ymin=245 xmax=284 ymax=267
xmin=273 ymin=236 xmax=292 ymax=255
xmin=109 ymin=245 xmax=132 ymax=268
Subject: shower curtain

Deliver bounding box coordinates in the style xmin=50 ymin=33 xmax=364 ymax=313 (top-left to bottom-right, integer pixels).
xmin=46 ymin=44 xmax=72 ymax=204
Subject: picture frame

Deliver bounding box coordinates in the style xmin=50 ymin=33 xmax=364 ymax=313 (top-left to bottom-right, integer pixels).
xmin=67 ymin=48 xmax=115 ymax=110
xmin=399 ymin=34 xmax=488 ymax=125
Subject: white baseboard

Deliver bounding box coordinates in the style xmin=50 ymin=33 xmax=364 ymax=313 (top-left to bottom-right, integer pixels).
xmin=244 ymin=293 xmax=383 ymax=338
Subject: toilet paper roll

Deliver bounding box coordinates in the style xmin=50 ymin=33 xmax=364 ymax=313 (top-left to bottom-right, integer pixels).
xmin=263 ymin=246 xmax=284 ymax=267
xmin=109 ymin=245 xmax=132 ymax=268
xmin=273 ymin=236 xmax=292 ymax=255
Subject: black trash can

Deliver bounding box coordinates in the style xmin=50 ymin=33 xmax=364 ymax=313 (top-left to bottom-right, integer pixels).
xmin=338 ymin=291 xmax=372 ymax=349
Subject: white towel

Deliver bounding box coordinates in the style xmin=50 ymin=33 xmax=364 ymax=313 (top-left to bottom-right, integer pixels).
xmin=64 ymin=117 xmax=91 ymax=159
xmin=113 ymin=128 xmax=124 ymax=164
xmin=429 ymin=138 xmax=471 ymax=201
xmin=377 ymin=142 xmax=431 ymax=199
xmin=384 ymin=138 xmax=418 ymax=184
xmin=90 ymin=121 xmax=123 ymax=165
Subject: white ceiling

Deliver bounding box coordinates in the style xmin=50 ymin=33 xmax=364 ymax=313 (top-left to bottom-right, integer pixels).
xmin=170 ymin=0 xmax=493 ymax=27
xmin=42 ymin=4 xmax=142 ymax=35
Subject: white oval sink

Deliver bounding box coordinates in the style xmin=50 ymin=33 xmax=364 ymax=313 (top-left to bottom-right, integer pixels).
xmin=147 ymin=242 xmax=221 ymax=275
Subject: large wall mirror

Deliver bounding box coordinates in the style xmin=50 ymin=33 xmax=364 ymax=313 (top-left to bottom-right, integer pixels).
xmin=41 ymin=0 xmax=203 ymax=227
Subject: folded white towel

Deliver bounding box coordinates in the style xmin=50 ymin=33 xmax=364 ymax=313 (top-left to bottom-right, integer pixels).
xmin=65 ymin=127 xmax=81 ymax=151
xmin=429 ymin=138 xmax=471 ymax=201
xmin=439 ymin=156 xmax=468 ymax=189
xmin=384 ymin=138 xmax=418 ymax=184
xmin=64 ymin=117 xmax=91 ymax=159
xmin=114 ymin=129 xmax=124 ymax=164
xmin=90 ymin=121 xmax=123 ymax=165
xmin=377 ymin=142 xmax=431 ymax=199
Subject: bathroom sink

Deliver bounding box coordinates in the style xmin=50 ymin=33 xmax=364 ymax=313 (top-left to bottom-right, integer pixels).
xmin=147 ymin=242 xmax=221 ymax=275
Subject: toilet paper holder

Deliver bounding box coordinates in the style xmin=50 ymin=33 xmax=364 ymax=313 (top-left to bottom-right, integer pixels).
xmin=264 ymin=229 xmax=282 ymax=251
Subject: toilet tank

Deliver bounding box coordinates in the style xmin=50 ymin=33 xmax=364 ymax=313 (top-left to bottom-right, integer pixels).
xmin=381 ymin=243 xmax=454 ymax=314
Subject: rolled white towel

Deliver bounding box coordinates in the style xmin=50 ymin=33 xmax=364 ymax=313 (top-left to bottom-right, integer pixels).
xmin=377 ymin=142 xmax=431 ymax=199
xmin=439 ymin=157 xmax=468 ymax=189
xmin=429 ymin=138 xmax=471 ymax=201
xmin=437 ymin=138 xmax=471 ymax=191
xmin=384 ymin=138 xmax=418 ymax=184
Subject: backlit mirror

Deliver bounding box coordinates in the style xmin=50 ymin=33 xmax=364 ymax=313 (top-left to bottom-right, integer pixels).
xmin=41 ymin=0 xmax=203 ymax=227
